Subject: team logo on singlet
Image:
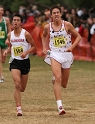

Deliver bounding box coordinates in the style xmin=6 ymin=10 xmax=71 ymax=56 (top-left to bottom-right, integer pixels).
xmin=0 ymin=31 xmax=5 ymax=38
xmin=13 ymin=46 xmax=23 ymax=56
xmin=53 ymin=36 xmax=66 ymax=47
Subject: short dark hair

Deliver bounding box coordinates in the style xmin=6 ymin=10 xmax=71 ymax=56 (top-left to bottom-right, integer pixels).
xmin=50 ymin=5 xmax=61 ymax=15
xmin=12 ymin=13 xmax=23 ymax=22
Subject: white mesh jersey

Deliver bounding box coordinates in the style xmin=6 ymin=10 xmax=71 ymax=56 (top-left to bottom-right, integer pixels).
xmin=10 ymin=29 xmax=31 ymax=60
xmin=49 ymin=21 xmax=72 ymax=52
xmin=44 ymin=21 xmax=74 ymax=67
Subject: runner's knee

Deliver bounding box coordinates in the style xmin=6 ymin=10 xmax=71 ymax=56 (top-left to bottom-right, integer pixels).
xmin=15 ymin=83 xmax=21 ymax=90
xmin=55 ymin=75 xmax=61 ymax=83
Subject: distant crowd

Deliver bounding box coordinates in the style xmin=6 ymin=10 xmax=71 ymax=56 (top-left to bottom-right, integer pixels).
xmin=4 ymin=4 xmax=95 ymax=41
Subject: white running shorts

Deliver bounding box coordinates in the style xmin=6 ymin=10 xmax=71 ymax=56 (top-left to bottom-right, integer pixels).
xmin=44 ymin=50 xmax=74 ymax=68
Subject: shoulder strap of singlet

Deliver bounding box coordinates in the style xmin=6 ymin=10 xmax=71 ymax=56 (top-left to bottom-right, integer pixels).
xmin=22 ymin=28 xmax=26 ymax=33
xmin=49 ymin=22 xmax=53 ymax=31
xmin=49 ymin=22 xmax=51 ymax=29
xmin=62 ymin=20 xmax=65 ymax=27
xmin=3 ymin=17 xmax=7 ymax=33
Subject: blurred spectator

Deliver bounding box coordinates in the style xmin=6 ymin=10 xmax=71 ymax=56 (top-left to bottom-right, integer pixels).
xmin=87 ymin=17 xmax=93 ymax=42
xmin=89 ymin=7 xmax=95 ymax=17
xmin=32 ymin=5 xmax=41 ymax=17
xmin=71 ymin=8 xmax=76 ymax=17
xmin=61 ymin=6 xmax=67 ymax=21
xmin=4 ymin=9 xmax=12 ymax=22
xmin=70 ymin=13 xmax=80 ymax=31
xmin=78 ymin=14 xmax=88 ymax=34
xmin=44 ymin=10 xmax=51 ymax=23
xmin=65 ymin=10 xmax=72 ymax=22
xmin=90 ymin=14 xmax=95 ymax=35
xmin=21 ymin=9 xmax=27 ymax=24
xmin=82 ymin=8 xmax=89 ymax=19
xmin=25 ymin=9 xmax=35 ymax=23
xmin=77 ymin=8 xmax=84 ymax=17
xmin=19 ymin=6 xmax=26 ymax=15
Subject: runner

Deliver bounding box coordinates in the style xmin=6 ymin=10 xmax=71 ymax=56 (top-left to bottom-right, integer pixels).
xmin=42 ymin=5 xmax=81 ymax=115
xmin=0 ymin=5 xmax=11 ymax=83
xmin=3 ymin=14 xmax=36 ymax=116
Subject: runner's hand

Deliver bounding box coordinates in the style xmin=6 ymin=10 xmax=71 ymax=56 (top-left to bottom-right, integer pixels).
xmin=3 ymin=50 xmax=8 ymax=56
xmin=66 ymin=46 xmax=73 ymax=52
xmin=20 ymin=52 xmax=27 ymax=58
xmin=43 ymin=48 xmax=47 ymax=54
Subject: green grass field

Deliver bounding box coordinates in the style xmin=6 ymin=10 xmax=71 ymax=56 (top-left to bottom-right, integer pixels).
xmin=0 ymin=55 xmax=95 ymax=124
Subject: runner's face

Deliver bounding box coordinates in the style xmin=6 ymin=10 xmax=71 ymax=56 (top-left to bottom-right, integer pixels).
xmin=12 ymin=16 xmax=22 ymax=28
xmin=51 ymin=8 xmax=62 ymax=21
xmin=0 ymin=7 xmax=4 ymax=16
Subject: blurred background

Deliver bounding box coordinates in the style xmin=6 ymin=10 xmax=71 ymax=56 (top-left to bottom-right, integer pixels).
xmin=1 ymin=0 xmax=95 ymax=61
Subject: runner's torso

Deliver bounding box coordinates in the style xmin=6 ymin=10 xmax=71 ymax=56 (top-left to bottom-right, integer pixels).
xmin=49 ymin=21 xmax=72 ymax=52
xmin=10 ymin=29 xmax=30 ymax=60
xmin=0 ymin=17 xmax=7 ymax=41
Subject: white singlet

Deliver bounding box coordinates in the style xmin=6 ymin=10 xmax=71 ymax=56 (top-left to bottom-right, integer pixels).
xmin=10 ymin=29 xmax=31 ymax=60
xmin=44 ymin=21 xmax=74 ymax=68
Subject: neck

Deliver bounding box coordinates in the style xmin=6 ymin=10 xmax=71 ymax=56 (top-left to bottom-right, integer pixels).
xmin=14 ymin=27 xmax=22 ymax=35
xmin=53 ymin=19 xmax=62 ymax=26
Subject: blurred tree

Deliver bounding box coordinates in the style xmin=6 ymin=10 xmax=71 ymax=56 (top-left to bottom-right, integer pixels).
xmin=1 ymin=0 xmax=95 ymax=13
xmin=10 ymin=0 xmax=27 ymax=13
xmin=2 ymin=0 xmax=28 ymax=13
xmin=2 ymin=0 xmax=14 ymax=10
xmin=65 ymin=0 xmax=95 ymax=8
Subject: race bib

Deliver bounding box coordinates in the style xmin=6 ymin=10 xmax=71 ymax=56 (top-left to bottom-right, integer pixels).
xmin=0 ymin=31 xmax=5 ymax=38
xmin=53 ymin=36 xmax=66 ymax=47
xmin=13 ymin=46 xmax=23 ymax=56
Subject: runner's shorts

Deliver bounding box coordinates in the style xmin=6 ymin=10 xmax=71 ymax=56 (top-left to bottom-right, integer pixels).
xmin=10 ymin=58 xmax=30 ymax=75
xmin=44 ymin=51 xmax=74 ymax=68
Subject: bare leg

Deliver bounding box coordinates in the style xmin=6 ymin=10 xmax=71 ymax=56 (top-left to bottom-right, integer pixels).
xmin=0 ymin=48 xmax=2 ymax=77
xmin=1 ymin=49 xmax=6 ymax=63
xmin=11 ymin=69 xmax=23 ymax=116
xmin=11 ymin=69 xmax=29 ymax=116
xmin=0 ymin=49 xmax=6 ymax=82
xmin=51 ymin=59 xmax=66 ymax=115
xmin=20 ymin=74 xmax=29 ymax=92
xmin=61 ymin=68 xmax=70 ymax=88
xmin=11 ymin=69 xmax=22 ymax=106
xmin=51 ymin=59 xmax=62 ymax=100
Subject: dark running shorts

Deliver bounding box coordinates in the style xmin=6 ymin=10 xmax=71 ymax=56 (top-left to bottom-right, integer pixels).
xmin=9 ymin=58 xmax=30 ymax=75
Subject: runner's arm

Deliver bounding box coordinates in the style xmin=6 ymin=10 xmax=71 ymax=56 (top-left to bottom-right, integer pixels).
xmin=66 ymin=22 xmax=81 ymax=52
xmin=42 ymin=24 xmax=49 ymax=54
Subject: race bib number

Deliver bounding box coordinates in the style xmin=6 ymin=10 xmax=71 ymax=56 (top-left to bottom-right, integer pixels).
xmin=53 ymin=36 xmax=66 ymax=47
xmin=0 ymin=31 xmax=5 ymax=38
xmin=13 ymin=46 xmax=23 ymax=56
